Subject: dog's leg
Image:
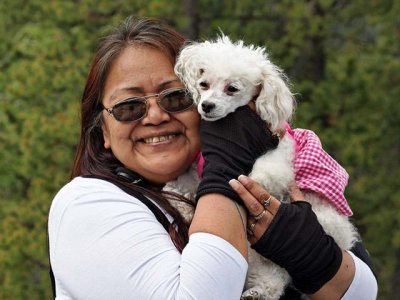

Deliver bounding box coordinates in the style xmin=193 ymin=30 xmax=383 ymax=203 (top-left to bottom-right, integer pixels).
xmin=242 ymin=249 xmax=290 ymax=300
xmin=243 ymin=134 xmax=295 ymax=299
xmin=249 ymin=134 xmax=295 ymax=201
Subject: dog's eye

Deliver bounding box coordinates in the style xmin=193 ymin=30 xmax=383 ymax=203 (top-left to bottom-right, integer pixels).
xmin=199 ymin=81 xmax=209 ymax=90
xmin=226 ymin=86 xmax=239 ymax=94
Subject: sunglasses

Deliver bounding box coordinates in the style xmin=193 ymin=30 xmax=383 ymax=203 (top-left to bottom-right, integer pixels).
xmin=103 ymin=88 xmax=194 ymax=122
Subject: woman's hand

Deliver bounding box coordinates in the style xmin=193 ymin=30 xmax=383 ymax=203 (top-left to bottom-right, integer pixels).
xmin=228 ymin=175 xmax=283 ymax=244
xmin=229 ymin=175 xmax=353 ymax=298
xmin=229 ymin=175 xmax=304 ymax=244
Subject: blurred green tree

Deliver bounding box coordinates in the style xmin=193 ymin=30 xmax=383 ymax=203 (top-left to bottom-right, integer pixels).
xmin=0 ymin=0 xmax=398 ymax=298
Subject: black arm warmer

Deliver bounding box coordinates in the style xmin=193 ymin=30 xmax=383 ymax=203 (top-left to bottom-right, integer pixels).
xmin=196 ymin=106 xmax=278 ymax=203
xmin=252 ymin=201 xmax=343 ymax=294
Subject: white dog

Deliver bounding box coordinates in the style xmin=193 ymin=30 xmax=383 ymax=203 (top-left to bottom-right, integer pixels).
xmin=164 ymin=35 xmax=359 ymax=300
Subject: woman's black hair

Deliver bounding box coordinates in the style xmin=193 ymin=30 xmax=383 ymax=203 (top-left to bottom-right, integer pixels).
xmin=71 ymin=16 xmax=192 ymax=251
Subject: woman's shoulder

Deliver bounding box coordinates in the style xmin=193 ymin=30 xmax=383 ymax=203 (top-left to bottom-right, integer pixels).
xmin=48 ymin=177 xmax=151 ymax=226
xmin=48 ymin=177 xmax=165 ymax=251
xmin=51 ymin=177 xmax=127 ymax=205
xmin=56 ymin=176 xmax=121 ymax=193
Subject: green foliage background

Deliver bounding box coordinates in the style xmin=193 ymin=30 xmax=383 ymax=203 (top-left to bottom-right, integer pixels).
xmin=0 ymin=0 xmax=398 ymax=298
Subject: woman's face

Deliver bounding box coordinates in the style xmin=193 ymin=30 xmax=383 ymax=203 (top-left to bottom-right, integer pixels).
xmin=101 ymin=46 xmax=200 ymax=184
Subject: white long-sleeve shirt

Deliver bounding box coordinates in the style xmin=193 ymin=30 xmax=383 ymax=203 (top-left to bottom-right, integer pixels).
xmin=48 ymin=177 xmax=248 ymax=300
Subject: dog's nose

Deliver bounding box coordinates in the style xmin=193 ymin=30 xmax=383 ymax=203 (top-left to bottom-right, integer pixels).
xmin=201 ymin=101 xmax=215 ymax=113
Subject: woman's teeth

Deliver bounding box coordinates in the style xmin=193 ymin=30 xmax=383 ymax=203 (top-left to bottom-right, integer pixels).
xmin=143 ymin=134 xmax=176 ymax=144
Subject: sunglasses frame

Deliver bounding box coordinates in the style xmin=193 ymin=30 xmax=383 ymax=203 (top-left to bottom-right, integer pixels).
xmin=103 ymin=87 xmax=194 ymax=122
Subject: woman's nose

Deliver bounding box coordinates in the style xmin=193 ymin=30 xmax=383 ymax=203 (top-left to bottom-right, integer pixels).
xmin=141 ymin=97 xmax=170 ymax=125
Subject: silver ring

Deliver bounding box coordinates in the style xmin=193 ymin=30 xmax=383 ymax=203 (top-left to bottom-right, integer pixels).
xmin=263 ymin=196 xmax=272 ymax=208
xmin=254 ymin=209 xmax=266 ymax=221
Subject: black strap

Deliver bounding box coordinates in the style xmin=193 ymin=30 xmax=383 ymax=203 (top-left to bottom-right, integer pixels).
xmin=49 ymin=175 xmax=170 ymax=299
xmin=48 ymin=234 xmax=56 ymax=299
xmin=82 ymin=174 xmax=171 ymax=231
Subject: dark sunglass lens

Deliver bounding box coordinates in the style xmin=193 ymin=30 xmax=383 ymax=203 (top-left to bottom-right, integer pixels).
xmin=160 ymin=90 xmax=193 ymax=112
xmin=113 ymin=100 xmax=146 ymax=121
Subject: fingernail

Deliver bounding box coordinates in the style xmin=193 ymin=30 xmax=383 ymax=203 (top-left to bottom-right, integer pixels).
xmin=229 ymin=179 xmax=239 ymax=188
xmin=238 ymin=175 xmax=249 ymax=183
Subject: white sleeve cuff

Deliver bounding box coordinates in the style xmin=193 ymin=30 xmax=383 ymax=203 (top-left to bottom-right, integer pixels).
xmin=188 ymin=232 xmax=248 ymax=272
xmin=341 ymin=250 xmax=378 ymax=300
xmin=179 ymin=232 xmax=248 ymax=299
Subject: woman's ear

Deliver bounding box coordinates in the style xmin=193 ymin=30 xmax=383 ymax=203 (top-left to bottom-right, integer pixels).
xmin=101 ymin=123 xmax=111 ymax=149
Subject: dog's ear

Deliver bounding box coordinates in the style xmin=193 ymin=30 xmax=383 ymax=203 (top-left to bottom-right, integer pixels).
xmin=256 ymin=60 xmax=295 ymax=132
xmin=174 ymin=43 xmax=205 ymax=104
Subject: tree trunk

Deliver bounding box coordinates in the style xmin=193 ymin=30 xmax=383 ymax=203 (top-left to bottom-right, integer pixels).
xmin=182 ymin=0 xmax=200 ymax=40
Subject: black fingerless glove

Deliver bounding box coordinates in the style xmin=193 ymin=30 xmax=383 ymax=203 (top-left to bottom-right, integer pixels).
xmin=252 ymin=201 xmax=343 ymax=294
xmin=196 ymin=106 xmax=279 ymax=204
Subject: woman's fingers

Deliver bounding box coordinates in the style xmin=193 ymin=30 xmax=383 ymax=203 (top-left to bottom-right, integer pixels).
xmin=289 ymin=183 xmax=304 ymax=202
xmin=246 ymin=213 xmax=274 ymax=244
xmin=236 ymin=175 xmax=280 ymax=216
xmin=229 ymin=175 xmax=281 ymax=243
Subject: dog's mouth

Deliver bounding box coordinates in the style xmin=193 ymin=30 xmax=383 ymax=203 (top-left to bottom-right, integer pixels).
xmin=201 ymin=112 xmax=224 ymax=121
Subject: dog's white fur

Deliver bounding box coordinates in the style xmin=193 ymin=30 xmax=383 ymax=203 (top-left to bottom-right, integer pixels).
xmin=164 ymin=35 xmax=359 ymax=300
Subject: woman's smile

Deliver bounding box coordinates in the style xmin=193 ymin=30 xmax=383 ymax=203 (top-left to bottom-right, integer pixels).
xmin=141 ymin=134 xmax=177 ymax=144
xmin=134 ymin=128 xmax=182 ymax=144
xmin=135 ymin=131 xmax=185 ymax=151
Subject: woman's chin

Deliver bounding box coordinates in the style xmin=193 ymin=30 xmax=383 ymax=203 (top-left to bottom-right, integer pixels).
xmin=135 ymin=155 xmax=193 ymax=184
xmin=125 ymin=134 xmax=199 ymax=184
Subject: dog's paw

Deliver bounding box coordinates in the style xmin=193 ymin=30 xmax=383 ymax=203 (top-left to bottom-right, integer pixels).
xmin=241 ymin=288 xmax=262 ymax=300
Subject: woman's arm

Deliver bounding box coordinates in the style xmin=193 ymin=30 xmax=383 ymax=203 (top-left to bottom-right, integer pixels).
xmin=190 ymin=193 xmax=248 ymax=257
xmin=230 ymin=175 xmax=377 ymax=300
xmin=49 ymin=177 xmax=248 ymax=299
xmin=309 ymin=250 xmax=355 ymax=299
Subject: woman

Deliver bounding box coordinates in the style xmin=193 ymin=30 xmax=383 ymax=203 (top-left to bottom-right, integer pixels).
xmin=48 ymin=16 xmax=377 ymax=299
